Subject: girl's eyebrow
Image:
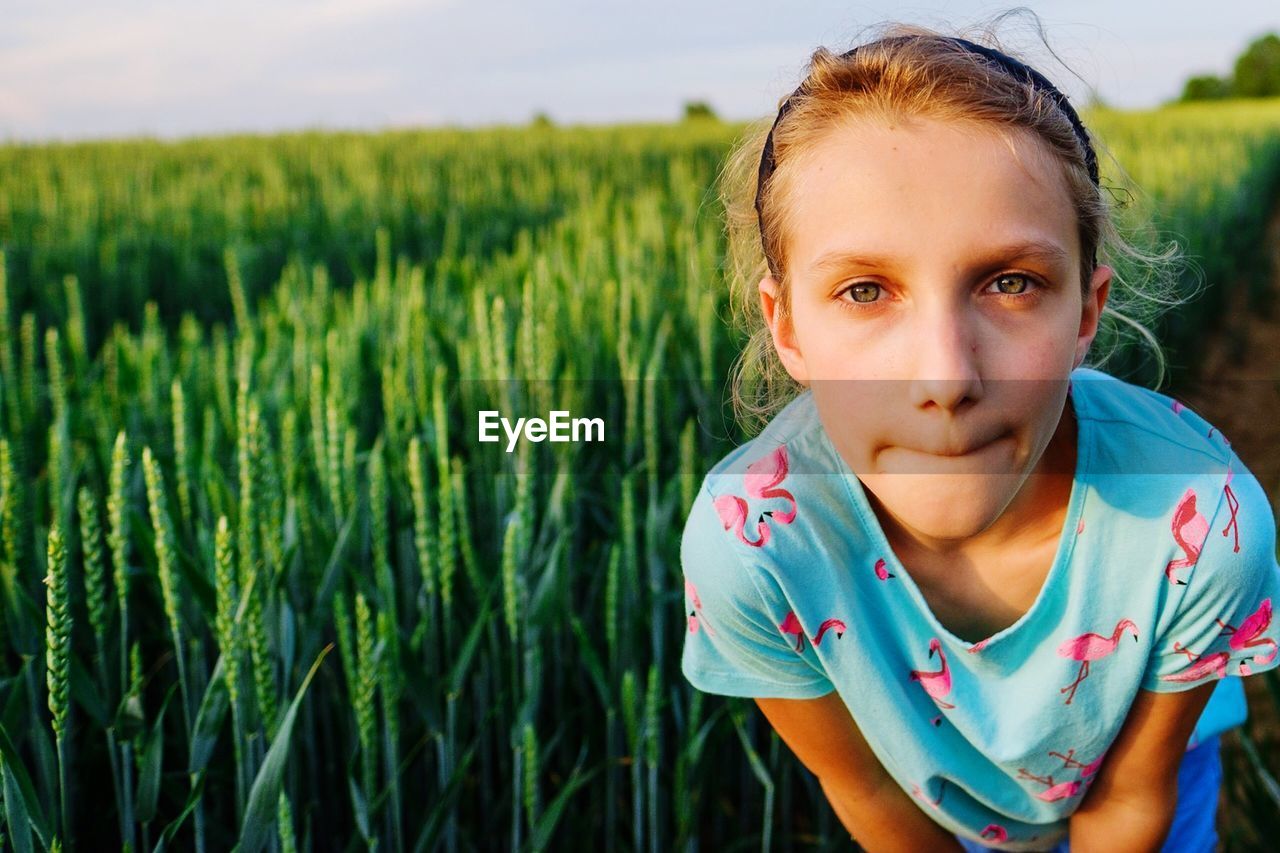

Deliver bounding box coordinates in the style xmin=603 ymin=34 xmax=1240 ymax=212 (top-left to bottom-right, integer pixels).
xmin=807 ymin=239 xmax=1071 ymax=274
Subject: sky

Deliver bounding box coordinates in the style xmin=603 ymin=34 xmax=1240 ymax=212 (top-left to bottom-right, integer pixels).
xmin=3 ymin=1 xmax=1278 ymax=142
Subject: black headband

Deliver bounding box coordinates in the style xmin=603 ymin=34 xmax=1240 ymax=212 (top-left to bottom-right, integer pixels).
xmin=755 ymin=35 xmax=1101 ymax=278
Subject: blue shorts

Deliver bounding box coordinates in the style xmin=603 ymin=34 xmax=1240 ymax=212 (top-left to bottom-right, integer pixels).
xmin=954 ymin=734 xmax=1222 ymax=853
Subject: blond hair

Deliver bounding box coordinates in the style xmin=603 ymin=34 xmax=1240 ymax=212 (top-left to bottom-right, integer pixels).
xmin=719 ymin=13 xmax=1192 ymax=434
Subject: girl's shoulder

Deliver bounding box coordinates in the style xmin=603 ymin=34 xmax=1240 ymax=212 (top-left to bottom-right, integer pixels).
xmin=1071 ymin=366 xmax=1235 ymax=474
xmin=686 ymin=389 xmax=838 ymax=557
xmin=679 ymin=396 xmax=839 ymax=699
xmin=1071 ymin=366 xmax=1258 ymax=564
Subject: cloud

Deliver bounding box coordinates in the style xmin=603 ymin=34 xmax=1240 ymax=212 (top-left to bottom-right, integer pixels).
xmin=0 ymin=0 xmax=455 ymax=137
xmin=3 ymin=1 xmax=1277 ymax=139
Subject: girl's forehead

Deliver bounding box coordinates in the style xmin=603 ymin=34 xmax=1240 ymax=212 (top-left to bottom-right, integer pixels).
xmin=802 ymin=114 xmax=1062 ymax=187
xmin=785 ymin=115 xmax=1078 ymax=270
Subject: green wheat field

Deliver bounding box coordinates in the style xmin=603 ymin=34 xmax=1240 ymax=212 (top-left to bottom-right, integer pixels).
xmin=1 ymin=99 xmax=1280 ymax=852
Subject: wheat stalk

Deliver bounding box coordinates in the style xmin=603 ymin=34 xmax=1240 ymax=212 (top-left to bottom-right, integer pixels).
xmin=171 ymin=378 xmax=192 ymax=532
xmin=44 ymin=523 xmax=71 ymax=842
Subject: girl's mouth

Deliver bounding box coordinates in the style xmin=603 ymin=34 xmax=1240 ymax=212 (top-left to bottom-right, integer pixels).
xmin=910 ymin=430 xmax=1010 ymax=458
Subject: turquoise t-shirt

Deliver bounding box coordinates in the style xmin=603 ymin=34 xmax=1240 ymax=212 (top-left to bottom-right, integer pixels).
xmin=680 ymin=366 xmax=1280 ymax=850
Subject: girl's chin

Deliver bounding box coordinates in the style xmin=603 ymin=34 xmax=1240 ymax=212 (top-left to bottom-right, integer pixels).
xmin=862 ymin=475 xmax=1023 ymax=542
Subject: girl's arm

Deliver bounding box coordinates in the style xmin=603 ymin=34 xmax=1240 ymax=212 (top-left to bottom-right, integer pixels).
xmin=755 ymin=692 xmax=965 ymax=852
xmin=1067 ymin=681 xmax=1218 ymax=852
xmin=819 ymin=769 xmax=967 ymax=852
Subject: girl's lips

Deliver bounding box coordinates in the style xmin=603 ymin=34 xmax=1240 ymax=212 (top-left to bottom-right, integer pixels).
xmin=908 ymin=431 xmax=1010 ymax=458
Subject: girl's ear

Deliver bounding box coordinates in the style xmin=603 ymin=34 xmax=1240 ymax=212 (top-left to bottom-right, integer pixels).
xmin=758 ymin=275 xmax=809 ymax=384
xmin=1073 ymin=264 xmax=1113 ymax=369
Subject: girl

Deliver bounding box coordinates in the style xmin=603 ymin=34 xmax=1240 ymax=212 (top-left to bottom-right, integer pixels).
xmin=680 ymin=20 xmax=1280 ymax=853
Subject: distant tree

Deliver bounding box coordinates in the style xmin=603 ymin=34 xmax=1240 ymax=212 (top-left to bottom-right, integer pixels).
xmin=1180 ymin=74 xmax=1233 ymax=102
xmin=530 ymin=111 xmax=555 ymax=129
xmin=1233 ymin=33 xmax=1280 ymax=97
xmin=682 ymin=100 xmax=719 ymax=122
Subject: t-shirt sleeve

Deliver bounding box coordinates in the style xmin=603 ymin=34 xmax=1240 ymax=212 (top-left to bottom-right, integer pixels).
xmin=1142 ymin=453 xmax=1280 ymax=692
xmin=680 ymin=483 xmax=835 ymax=699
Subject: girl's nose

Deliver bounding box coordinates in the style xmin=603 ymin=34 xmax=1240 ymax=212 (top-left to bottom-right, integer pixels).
xmin=907 ymin=305 xmax=983 ymax=413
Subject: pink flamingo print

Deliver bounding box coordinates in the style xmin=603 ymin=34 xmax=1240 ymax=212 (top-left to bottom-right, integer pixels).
xmin=1017 ymin=768 xmax=1083 ymax=802
xmin=1217 ymin=598 xmax=1277 ymax=665
xmin=684 ymin=579 xmax=717 ymax=637
xmin=1164 ymin=488 xmax=1209 ymax=585
xmin=779 ymin=610 xmax=807 ymax=653
xmin=812 ymin=617 xmax=847 ymax=646
xmin=1221 ymin=464 xmax=1240 ymax=553
xmin=967 ymin=637 xmax=990 ymax=654
xmin=712 ymin=446 xmax=796 ymax=547
xmin=1160 ymin=641 xmax=1229 ymax=683
xmin=1076 ymin=517 xmax=1085 ymax=535
xmin=909 ymin=638 xmax=955 ymax=709
xmin=873 ymin=557 xmax=895 ymax=580
xmin=1036 ymin=779 xmax=1083 ymax=802
xmin=713 ymin=494 xmax=766 ymax=546
xmin=744 ymin=446 xmax=797 ymax=519
xmin=1171 ymin=398 xmax=1185 ymax=414
xmin=980 ymin=824 xmax=1008 ymax=843
xmin=1056 ymin=619 xmax=1139 ymax=704
xmin=779 ymin=610 xmax=847 ymax=652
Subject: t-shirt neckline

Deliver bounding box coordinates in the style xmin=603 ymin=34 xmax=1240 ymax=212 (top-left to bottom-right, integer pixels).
xmin=821 ymin=369 xmax=1095 ymax=651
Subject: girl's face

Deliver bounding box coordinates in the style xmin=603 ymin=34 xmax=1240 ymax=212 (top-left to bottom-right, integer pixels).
xmin=759 ymin=115 xmax=1112 ymax=557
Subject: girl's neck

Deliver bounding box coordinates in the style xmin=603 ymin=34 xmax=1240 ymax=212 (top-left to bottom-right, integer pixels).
xmin=877 ymin=397 xmax=1078 ymax=566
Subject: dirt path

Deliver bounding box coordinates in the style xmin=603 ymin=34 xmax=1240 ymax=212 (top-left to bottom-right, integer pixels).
xmin=1177 ymin=207 xmax=1280 ymax=500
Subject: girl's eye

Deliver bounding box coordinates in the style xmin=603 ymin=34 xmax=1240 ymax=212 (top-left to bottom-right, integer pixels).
xmin=989 ymin=274 xmax=1036 ymax=297
xmin=835 ymin=273 xmax=1042 ymax=310
xmin=845 ymin=283 xmax=881 ymax=304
